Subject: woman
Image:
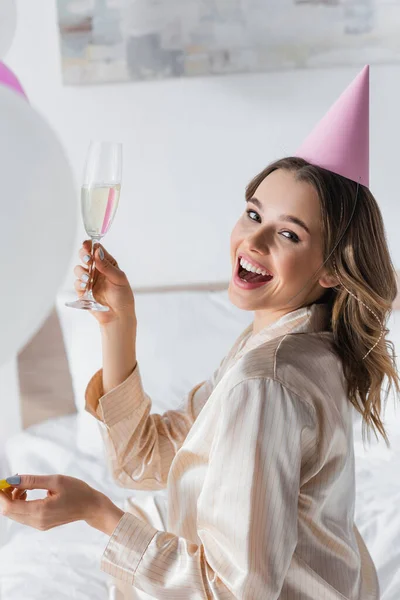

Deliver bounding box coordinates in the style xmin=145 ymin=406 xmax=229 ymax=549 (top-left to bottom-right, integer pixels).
xmin=1 ymin=66 xmax=398 ymax=599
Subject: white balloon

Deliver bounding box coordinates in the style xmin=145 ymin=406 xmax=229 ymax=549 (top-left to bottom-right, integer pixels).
xmin=0 ymin=86 xmax=77 ymax=367
xmin=0 ymin=0 xmax=17 ymax=59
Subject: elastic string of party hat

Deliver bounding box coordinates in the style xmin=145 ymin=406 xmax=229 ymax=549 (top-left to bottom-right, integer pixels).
xmin=332 ymin=258 xmax=385 ymax=359
xmin=333 ymin=179 xmax=385 ymax=359
xmin=281 ymin=178 xmax=385 ymax=359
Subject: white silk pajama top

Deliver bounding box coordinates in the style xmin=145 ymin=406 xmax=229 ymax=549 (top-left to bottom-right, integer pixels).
xmin=84 ymin=301 xmax=380 ymax=600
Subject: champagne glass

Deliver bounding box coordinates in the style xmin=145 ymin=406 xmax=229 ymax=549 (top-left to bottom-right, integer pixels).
xmin=65 ymin=140 xmax=122 ymax=311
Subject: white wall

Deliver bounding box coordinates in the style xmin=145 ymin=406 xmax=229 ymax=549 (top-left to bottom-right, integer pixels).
xmin=0 ymin=357 xmax=21 ymax=447
xmin=5 ymin=0 xmax=400 ymax=291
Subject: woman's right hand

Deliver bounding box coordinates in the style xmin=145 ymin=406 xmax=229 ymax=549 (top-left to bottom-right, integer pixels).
xmin=74 ymin=240 xmax=137 ymax=327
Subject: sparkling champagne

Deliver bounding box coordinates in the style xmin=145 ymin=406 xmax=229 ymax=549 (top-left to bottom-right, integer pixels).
xmin=66 ymin=140 xmax=122 ymax=312
xmin=81 ymin=183 xmax=121 ymax=239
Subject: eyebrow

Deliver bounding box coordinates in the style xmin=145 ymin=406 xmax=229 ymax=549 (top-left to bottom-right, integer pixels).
xmin=246 ymin=196 xmax=311 ymax=235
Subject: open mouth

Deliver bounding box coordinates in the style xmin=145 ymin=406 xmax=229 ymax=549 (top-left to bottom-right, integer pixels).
xmin=236 ymin=256 xmax=274 ymax=284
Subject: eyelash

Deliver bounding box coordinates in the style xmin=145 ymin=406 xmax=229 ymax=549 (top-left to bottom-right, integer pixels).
xmin=246 ymin=209 xmax=300 ymax=243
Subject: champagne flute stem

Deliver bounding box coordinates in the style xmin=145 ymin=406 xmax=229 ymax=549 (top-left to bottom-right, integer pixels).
xmin=87 ymin=238 xmax=99 ymax=295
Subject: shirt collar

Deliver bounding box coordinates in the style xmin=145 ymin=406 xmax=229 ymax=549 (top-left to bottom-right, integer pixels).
xmin=233 ymin=302 xmax=332 ymax=359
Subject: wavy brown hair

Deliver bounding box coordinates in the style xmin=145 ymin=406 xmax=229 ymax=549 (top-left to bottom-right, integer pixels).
xmin=246 ymin=157 xmax=399 ymax=449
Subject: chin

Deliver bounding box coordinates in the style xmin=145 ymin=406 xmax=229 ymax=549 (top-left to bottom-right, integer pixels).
xmin=227 ymin=282 xmax=261 ymax=311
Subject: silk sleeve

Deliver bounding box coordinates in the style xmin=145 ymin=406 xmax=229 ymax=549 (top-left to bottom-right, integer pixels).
xmin=84 ymin=358 xmax=225 ymax=490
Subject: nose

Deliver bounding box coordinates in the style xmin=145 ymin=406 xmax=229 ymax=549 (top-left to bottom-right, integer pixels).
xmin=246 ymin=229 xmax=271 ymax=256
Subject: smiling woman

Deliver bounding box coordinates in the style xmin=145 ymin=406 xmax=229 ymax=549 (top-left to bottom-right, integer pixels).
xmin=228 ymin=154 xmax=399 ymax=453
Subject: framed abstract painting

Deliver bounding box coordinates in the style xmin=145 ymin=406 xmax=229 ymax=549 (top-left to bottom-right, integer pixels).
xmin=57 ymin=1 xmax=400 ymax=85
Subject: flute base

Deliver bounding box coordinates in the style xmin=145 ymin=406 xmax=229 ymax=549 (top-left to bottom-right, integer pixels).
xmin=65 ymin=298 xmax=109 ymax=311
xmin=65 ymin=288 xmax=109 ymax=311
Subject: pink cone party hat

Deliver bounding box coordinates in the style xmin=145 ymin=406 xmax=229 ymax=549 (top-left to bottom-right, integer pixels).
xmin=295 ymin=65 xmax=370 ymax=188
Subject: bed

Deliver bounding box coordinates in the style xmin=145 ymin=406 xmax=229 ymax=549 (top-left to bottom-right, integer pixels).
xmin=0 ymin=284 xmax=399 ymax=599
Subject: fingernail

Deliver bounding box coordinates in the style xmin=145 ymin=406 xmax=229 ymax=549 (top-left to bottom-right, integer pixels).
xmin=81 ymin=273 xmax=89 ymax=282
xmin=99 ymin=247 xmax=104 ymax=260
xmin=6 ymin=476 xmax=21 ymax=485
xmin=80 ymin=282 xmax=86 ymax=289
xmin=83 ymin=254 xmax=91 ymax=264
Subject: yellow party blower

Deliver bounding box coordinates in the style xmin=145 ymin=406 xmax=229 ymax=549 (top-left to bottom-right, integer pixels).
xmin=0 ymin=479 xmax=11 ymax=490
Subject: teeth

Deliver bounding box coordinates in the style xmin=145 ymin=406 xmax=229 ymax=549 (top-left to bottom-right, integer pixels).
xmin=239 ymin=257 xmax=271 ymax=277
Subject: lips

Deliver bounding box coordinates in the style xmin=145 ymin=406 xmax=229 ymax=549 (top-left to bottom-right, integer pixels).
xmin=233 ymin=260 xmax=274 ymax=290
xmin=237 ymin=254 xmax=273 ymax=277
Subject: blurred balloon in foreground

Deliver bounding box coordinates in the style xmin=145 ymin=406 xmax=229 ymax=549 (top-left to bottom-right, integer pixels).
xmin=0 ymin=62 xmax=27 ymax=99
xmin=0 ymin=86 xmax=77 ymax=367
xmin=0 ymin=0 xmax=17 ymax=59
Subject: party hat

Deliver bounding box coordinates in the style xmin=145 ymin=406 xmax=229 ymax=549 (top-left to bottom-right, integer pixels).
xmin=295 ymin=65 xmax=369 ymax=188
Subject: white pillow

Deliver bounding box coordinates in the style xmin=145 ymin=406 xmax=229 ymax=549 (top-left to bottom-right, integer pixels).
xmin=55 ymin=289 xmax=253 ymax=458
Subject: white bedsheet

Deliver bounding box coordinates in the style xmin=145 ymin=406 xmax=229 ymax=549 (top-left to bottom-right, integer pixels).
xmin=0 ymin=414 xmax=163 ymax=600
xmin=0 ymin=411 xmax=399 ymax=599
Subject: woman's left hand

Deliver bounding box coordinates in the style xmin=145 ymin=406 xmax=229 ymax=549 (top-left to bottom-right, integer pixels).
xmin=0 ymin=474 xmax=124 ymax=534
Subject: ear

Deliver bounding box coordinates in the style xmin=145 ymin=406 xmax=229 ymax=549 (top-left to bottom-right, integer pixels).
xmin=318 ymin=272 xmax=339 ymax=289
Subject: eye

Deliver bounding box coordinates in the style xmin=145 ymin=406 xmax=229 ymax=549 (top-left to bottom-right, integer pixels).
xmin=280 ymin=231 xmax=300 ymax=243
xmin=245 ymin=210 xmax=300 ymax=244
xmin=246 ymin=209 xmax=260 ymax=222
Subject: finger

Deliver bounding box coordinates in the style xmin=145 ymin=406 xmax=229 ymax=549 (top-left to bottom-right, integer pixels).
xmin=0 ymin=492 xmax=46 ymax=521
xmin=13 ymin=488 xmax=27 ymax=500
xmin=74 ymin=279 xmax=87 ymax=295
xmin=12 ymin=474 xmax=59 ymax=492
xmin=1 ymin=487 xmax=27 ymax=500
xmin=0 ymin=487 xmax=14 ymax=499
xmin=73 ymin=264 xmax=89 ymax=279
xmin=79 ymin=239 xmax=92 ymax=257
xmin=93 ymin=246 xmax=126 ymax=286
xmin=79 ymin=240 xmax=117 ymax=266
xmin=0 ymin=489 xmax=12 ymax=514
xmin=79 ymin=242 xmax=94 ymax=265
xmin=80 ymin=241 xmax=118 ymax=267
xmin=0 ymin=484 xmax=41 ymax=523
xmin=93 ymin=242 xmax=118 ymax=265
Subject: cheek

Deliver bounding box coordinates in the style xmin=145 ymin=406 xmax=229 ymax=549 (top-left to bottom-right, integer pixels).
xmin=230 ymin=222 xmax=242 ymax=252
xmin=278 ymin=251 xmax=307 ymax=279
xmin=279 ymin=249 xmax=317 ymax=280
